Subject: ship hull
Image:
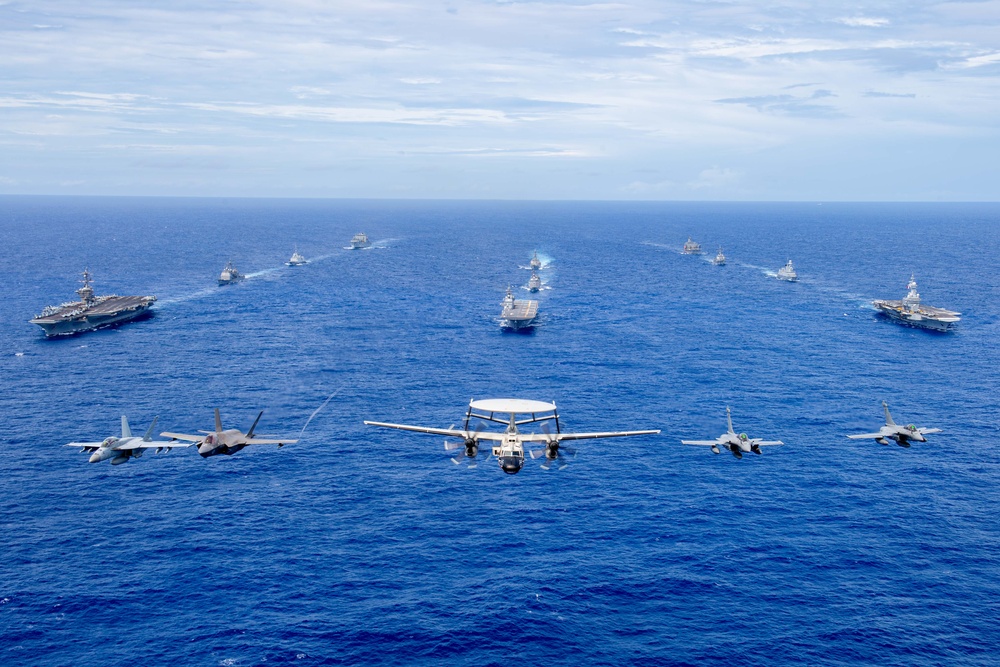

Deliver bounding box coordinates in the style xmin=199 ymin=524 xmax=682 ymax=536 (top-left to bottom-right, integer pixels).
xmin=31 ymin=303 xmax=155 ymax=337
xmin=874 ymin=307 xmax=956 ymax=332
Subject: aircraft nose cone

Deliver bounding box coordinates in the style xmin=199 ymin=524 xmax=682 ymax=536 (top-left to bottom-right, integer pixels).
xmin=198 ymin=443 xmax=215 ymax=455
xmin=88 ymin=451 xmax=102 ymax=463
xmin=499 ymin=456 xmax=523 ymax=474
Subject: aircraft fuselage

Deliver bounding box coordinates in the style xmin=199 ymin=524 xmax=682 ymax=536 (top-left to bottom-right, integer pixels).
xmin=199 ymin=428 xmax=249 ymax=457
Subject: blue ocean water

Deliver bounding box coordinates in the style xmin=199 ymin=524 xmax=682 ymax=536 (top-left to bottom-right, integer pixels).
xmin=1 ymin=197 xmax=999 ymax=666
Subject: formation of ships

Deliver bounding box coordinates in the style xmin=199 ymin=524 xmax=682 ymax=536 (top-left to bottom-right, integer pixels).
xmin=29 ymin=236 xmax=961 ymax=337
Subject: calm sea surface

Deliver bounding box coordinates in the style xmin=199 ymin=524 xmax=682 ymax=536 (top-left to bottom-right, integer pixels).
xmin=1 ymin=197 xmax=999 ymax=666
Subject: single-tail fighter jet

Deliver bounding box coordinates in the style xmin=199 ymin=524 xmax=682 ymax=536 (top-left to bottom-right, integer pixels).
xmin=681 ymin=407 xmax=784 ymax=458
xmin=162 ymin=409 xmax=298 ymax=457
xmin=67 ymin=415 xmax=189 ymax=465
xmin=365 ymin=398 xmax=659 ymax=474
xmin=846 ymin=401 xmax=941 ymax=447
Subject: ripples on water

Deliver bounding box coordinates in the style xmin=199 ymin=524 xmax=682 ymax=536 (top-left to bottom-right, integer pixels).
xmin=1 ymin=198 xmax=998 ymax=666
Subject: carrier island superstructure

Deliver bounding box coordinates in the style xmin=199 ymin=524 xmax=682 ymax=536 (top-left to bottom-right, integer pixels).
xmin=30 ymin=269 xmax=156 ymax=336
xmin=873 ymin=275 xmax=960 ymax=332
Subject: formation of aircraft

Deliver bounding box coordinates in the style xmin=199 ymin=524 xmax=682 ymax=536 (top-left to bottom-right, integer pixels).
xmin=66 ymin=398 xmax=946 ymax=470
xmin=681 ymin=406 xmax=784 ymax=458
xmin=845 ymin=401 xmax=942 ymax=447
xmin=161 ymin=409 xmax=298 ymax=457
xmin=365 ymin=398 xmax=659 ymax=474
xmin=67 ymin=415 xmax=190 ymax=465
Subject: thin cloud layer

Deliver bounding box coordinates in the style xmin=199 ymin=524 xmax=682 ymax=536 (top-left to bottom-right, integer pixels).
xmin=1 ymin=0 xmax=998 ymax=199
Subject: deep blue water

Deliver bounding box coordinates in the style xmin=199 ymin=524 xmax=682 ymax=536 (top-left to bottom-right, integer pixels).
xmin=1 ymin=197 xmax=999 ymax=666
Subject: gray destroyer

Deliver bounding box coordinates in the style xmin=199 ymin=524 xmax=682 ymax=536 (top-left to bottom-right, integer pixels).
xmin=30 ymin=269 xmax=156 ymax=337
xmin=873 ymin=275 xmax=960 ymax=332
xmin=500 ymin=286 xmax=538 ymax=330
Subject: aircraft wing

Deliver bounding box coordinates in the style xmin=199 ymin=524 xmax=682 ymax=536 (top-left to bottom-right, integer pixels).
xmin=918 ymin=428 xmax=942 ymax=435
xmin=364 ymin=421 xmax=503 ymax=440
xmin=547 ymin=430 xmax=660 ymax=442
xmin=122 ymin=440 xmax=193 ymax=450
xmin=65 ymin=441 xmax=104 ymax=449
xmin=680 ymin=439 xmax=721 ymax=446
xmin=244 ymin=438 xmax=298 ymax=445
xmin=846 ymin=433 xmax=885 ymax=439
xmin=752 ymin=440 xmax=784 ymax=446
xmin=160 ymin=431 xmax=205 ymax=443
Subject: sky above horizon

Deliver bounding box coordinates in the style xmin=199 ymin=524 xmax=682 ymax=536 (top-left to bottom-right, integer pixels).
xmin=2 ymin=1 xmax=999 ymax=201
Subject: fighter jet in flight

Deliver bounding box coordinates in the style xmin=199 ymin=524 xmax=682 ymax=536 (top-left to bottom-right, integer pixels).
xmin=846 ymin=401 xmax=941 ymax=447
xmin=162 ymin=409 xmax=297 ymax=457
xmin=67 ymin=415 xmax=188 ymax=465
xmin=681 ymin=407 xmax=784 ymax=459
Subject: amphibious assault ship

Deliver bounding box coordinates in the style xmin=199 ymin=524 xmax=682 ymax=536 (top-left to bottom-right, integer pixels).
xmin=30 ymin=269 xmax=156 ymax=337
xmin=873 ymin=275 xmax=960 ymax=332
xmin=500 ymin=286 xmax=538 ymax=331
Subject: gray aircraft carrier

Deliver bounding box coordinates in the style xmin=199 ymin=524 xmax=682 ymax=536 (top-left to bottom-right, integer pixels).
xmin=500 ymin=286 xmax=538 ymax=330
xmin=873 ymin=275 xmax=960 ymax=332
xmin=30 ymin=270 xmax=156 ymax=337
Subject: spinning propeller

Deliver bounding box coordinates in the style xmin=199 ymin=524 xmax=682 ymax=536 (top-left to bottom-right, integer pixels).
xmin=529 ymin=423 xmax=576 ymax=470
xmin=444 ymin=423 xmax=486 ymax=467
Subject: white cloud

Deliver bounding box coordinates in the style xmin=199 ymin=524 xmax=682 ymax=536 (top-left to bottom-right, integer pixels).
xmin=835 ymin=17 xmax=890 ymax=28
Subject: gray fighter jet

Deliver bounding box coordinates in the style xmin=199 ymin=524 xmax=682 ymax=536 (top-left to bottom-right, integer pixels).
xmin=67 ymin=415 xmax=189 ymax=465
xmin=846 ymin=401 xmax=941 ymax=447
xmin=366 ymin=398 xmax=659 ymax=474
xmin=162 ymin=409 xmax=297 ymax=457
xmin=681 ymin=406 xmax=784 ymax=458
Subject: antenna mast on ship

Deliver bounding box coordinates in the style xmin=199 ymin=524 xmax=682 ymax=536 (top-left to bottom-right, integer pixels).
xmin=76 ymin=269 xmax=95 ymax=304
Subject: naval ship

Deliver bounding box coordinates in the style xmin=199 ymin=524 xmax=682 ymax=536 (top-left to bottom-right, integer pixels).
xmin=350 ymin=232 xmax=371 ymax=249
xmin=713 ymin=248 xmax=726 ymax=265
xmin=528 ymin=272 xmax=542 ymax=292
xmin=873 ymin=275 xmax=960 ymax=332
xmin=683 ymin=237 xmax=702 ymax=254
xmin=218 ymin=261 xmax=245 ymax=285
xmin=529 ymin=251 xmax=542 ymax=270
xmin=286 ymin=248 xmax=308 ymax=266
xmin=500 ymin=286 xmax=538 ymax=331
xmin=777 ymin=260 xmax=797 ymax=281
xmin=30 ymin=269 xmax=156 ymax=337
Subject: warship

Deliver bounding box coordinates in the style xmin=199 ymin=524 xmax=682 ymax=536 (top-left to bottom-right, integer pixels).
xmin=350 ymin=232 xmax=371 ymax=249
xmin=713 ymin=248 xmax=726 ymax=265
xmin=528 ymin=272 xmax=542 ymax=293
xmin=873 ymin=275 xmax=960 ymax=332
xmin=500 ymin=286 xmax=538 ymax=331
xmin=218 ymin=261 xmax=245 ymax=285
xmin=683 ymin=237 xmax=702 ymax=254
xmin=286 ymin=248 xmax=308 ymax=266
xmin=30 ymin=269 xmax=156 ymax=337
xmin=777 ymin=260 xmax=797 ymax=281
xmin=529 ymin=251 xmax=542 ymax=270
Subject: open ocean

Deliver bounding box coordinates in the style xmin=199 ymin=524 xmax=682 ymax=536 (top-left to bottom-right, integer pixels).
xmin=1 ymin=197 xmax=999 ymax=666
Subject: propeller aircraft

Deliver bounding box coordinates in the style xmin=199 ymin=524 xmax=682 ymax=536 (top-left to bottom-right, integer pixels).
xmin=846 ymin=401 xmax=941 ymax=447
xmin=67 ymin=415 xmax=190 ymax=465
xmin=681 ymin=406 xmax=784 ymax=458
xmin=161 ymin=409 xmax=298 ymax=457
xmin=365 ymin=398 xmax=660 ymax=474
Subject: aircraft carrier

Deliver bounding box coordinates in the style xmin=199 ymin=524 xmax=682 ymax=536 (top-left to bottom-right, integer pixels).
xmin=873 ymin=275 xmax=960 ymax=332
xmin=500 ymin=286 xmax=538 ymax=330
xmin=30 ymin=270 xmax=156 ymax=337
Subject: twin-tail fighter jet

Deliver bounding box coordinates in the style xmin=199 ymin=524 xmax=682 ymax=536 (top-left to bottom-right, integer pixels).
xmin=365 ymin=398 xmax=659 ymax=474
xmin=681 ymin=407 xmax=784 ymax=458
xmin=161 ymin=409 xmax=298 ymax=457
xmin=67 ymin=416 xmax=190 ymax=465
xmin=846 ymin=401 xmax=941 ymax=447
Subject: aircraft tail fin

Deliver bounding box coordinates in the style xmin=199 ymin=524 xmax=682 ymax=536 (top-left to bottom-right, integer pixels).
xmin=214 ymin=408 xmax=224 ymax=434
xmin=121 ymin=415 xmax=132 ymax=439
xmin=882 ymin=401 xmax=895 ymax=426
xmin=247 ymin=410 xmax=264 ymax=438
xmin=142 ymin=416 xmax=159 ymax=442
xmin=726 ymin=406 xmax=734 ymax=435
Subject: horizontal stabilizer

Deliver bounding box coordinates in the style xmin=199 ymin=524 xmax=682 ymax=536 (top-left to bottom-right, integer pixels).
xmin=753 ymin=440 xmax=784 ymax=446
xmin=846 ymin=433 xmax=884 ymax=439
xmin=245 ymin=438 xmax=298 ymax=445
xmin=681 ymin=440 xmax=722 ymax=446
xmin=918 ymin=427 xmax=942 ymax=435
